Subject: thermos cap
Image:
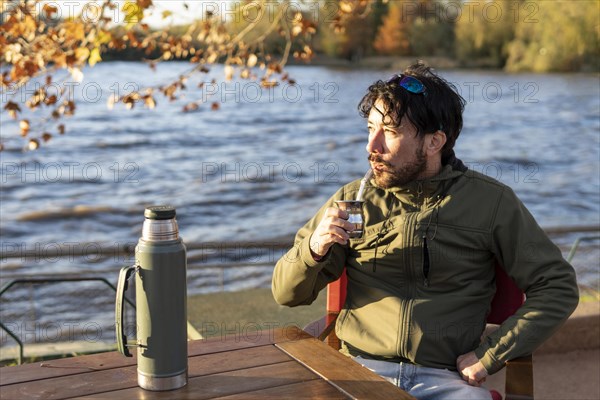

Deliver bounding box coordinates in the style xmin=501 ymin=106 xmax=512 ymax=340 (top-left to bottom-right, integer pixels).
xmin=144 ymin=205 xmax=176 ymax=220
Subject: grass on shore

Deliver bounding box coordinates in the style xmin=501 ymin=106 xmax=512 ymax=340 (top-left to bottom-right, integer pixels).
xmin=187 ymin=288 xmax=326 ymax=339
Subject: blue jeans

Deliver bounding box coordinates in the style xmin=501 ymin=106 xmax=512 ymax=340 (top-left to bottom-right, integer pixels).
xmin=352 ymin=356 xmax=492 ymax=400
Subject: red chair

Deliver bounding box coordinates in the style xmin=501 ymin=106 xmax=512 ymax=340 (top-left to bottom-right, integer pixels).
xmin=306 ymin=263 xmax=534 ymax=400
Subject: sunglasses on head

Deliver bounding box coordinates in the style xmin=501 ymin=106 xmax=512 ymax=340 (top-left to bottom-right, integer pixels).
xmin=387 ymin=74 xmax=426 ymax=95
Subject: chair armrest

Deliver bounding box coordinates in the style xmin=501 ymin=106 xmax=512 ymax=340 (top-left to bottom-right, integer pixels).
xmin=303 ymin=313 xmax=340 ymax=348
xmin=505 ymin=354 xmax=534 ymax=400
xmin=482 ymin=325 xmax=534 ymax=400
xmin=303 ymin=316 xmax=326 ymax=338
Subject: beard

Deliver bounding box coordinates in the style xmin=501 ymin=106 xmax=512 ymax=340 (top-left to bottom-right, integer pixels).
xmin=368 ymin=148 xmax=427 ymax=188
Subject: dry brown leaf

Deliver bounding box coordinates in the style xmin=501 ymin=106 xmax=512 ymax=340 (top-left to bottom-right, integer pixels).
xmin=28 ymin=139 xmax=40 ymax=150
xmin=247 ymin=54 xmax=258 ymax=68
xmin=182 ymin=102 xmax=199 ymax=112
xmin=20 ymin=120 xmax=30 ymax=136
xmin=4 ymin=101 xmax=21 ymax=119
xmin=224 ymin=65 xmax=234 ymax=81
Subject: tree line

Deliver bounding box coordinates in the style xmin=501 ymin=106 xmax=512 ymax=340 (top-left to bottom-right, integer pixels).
xmin=317 ymin=0 xmax=598 ymax=72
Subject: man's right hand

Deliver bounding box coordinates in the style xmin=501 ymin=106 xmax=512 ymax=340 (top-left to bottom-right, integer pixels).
xmin=309 ymin=207 xmax=355 ymax=259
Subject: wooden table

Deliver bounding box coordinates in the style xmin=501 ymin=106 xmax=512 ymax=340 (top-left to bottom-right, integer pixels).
xmin=0 ymin=326 xmax=413 ymax=399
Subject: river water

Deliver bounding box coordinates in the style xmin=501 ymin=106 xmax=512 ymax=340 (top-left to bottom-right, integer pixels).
xmin=0 ymin=63 xmax=599 ymax=346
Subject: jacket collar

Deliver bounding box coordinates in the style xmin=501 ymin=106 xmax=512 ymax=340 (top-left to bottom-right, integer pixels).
xmin=373 ymin=161 xmax=465 ymax=205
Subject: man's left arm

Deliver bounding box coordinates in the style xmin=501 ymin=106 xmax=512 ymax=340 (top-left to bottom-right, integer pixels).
xmin=467 ymin=187 xmax=579 ymax=377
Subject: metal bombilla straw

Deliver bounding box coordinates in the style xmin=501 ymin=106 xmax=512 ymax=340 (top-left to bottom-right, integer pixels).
xmin=356 ymin=169 xmax=373 ymax=201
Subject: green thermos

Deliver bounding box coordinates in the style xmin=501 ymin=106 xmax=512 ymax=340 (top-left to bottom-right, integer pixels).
xmin=116 ymin=205 xmax=188 ymax=391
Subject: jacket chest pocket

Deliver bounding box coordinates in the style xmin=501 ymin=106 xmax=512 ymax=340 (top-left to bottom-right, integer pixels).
xmin=420 ymin=226 xmax=492 ymax=288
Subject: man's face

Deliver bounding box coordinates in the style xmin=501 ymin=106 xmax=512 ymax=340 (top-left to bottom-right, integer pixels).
xmin=366 ymin=100 xmax=428 ymax=188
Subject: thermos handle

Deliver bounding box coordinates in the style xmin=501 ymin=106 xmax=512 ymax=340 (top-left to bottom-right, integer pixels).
xmin=115 ymin=265 xmax=136 ymax=357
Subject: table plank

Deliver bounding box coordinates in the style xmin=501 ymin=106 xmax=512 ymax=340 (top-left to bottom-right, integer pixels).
xmin=0 ymin=326 xmax=311 ymax=386
xmin=276 ymin=338 xmax=415 ymax=400
xmin=0 ymin=344 xmax=292 ymax=399
xmin=73 ymin=360 xmax=319 ymax=399
xmin=186 ymin=325 xmax=312 ymax=357
xmin=0 ymin=363 xmax=137 ymax=400
xmin=0 ymin=351 xmax=137 ymax=386
xmin=211 ymin=379 xmax=349 ymax=399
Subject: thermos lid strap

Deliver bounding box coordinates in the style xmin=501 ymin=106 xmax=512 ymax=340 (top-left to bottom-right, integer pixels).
xmin=144 ymin=205 xmax=176 ymax=220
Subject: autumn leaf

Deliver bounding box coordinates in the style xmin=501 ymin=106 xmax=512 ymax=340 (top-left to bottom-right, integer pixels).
xmin=64 ymin=21 xmax=85 ymax=41
xmin=89 ymin=48 xmax=102 ymax=67
xmin=292 ymin=25 xmax=302 ymax=37
xmin=63 ymin=101 xmax=76 ymax=116
xmin=44 ymin=95 xmax=58 ymax=105
xmin=182 ymin=102 xmax=199 ymax=112
xmin=20 ymin=120 xmax=30 ymax=136
xmin=42 ymin=4 xmax=58 ymax=19
xmin=162 ymin=10 xmax=172 ymax=19
xmin=96 ymin=30 xmax=112 ymax=46
xmin=211 ymin=102 xmax=220 ymax=111
xmin=247 ymin=54 xmax=258 ymax=68
xmin=143 ymin=95 xmax=156 ymax=109
xmin=2 ymin=72 xmax=11 ymax=86
xmin=75 ymin=47 xmax=90 ymax=63
xmin=28 ymin=139 xmax=40 ymax=151
xmin=4 ymin=102 xmax=21 ymax=119
xmin=42 ymin=133 xmax=53 ymax=142
xmin=261 ymin=80 xmax=278 ymax=88
xmin=69 ymin=67 xmax=84 ymax=82
xmin=58 ymin=124 xmax=66 ymax=135
xmin=224 ymin=65 xmax=234 ymax=81
xmin=339 ymin=1 xmax=354 ymax=13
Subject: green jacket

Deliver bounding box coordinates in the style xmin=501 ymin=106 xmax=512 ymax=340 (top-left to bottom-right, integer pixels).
xmin=272 ymin=163 xmax=579 ymax=374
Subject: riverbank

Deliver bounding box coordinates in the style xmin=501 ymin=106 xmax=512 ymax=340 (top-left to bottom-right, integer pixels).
xmin=285 ymin=54 xmax=600 ymax=73
xmin=288 ymin=54 xmax=461 ymax=70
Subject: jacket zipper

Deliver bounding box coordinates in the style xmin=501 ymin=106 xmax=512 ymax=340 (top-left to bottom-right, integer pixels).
xmin=398 ymin=211 xmax=417 ymax=358
xmin=416 ymin=181 xmax=424 ymax=205
xmin=422 ymin=235 xmax=430 ymax=287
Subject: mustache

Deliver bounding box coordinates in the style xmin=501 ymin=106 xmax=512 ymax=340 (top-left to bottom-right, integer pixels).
xmin=368 ymin=154 xmax=393 ymax=168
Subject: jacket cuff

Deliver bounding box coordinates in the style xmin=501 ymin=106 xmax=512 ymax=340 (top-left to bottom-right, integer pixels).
xmin=475 ymin=344 xmax=505 ymax=375
xmin=300 ymin=236 xmax=328 ymax=268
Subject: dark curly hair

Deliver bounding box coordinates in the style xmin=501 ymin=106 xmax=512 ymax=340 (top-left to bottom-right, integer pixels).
xmin=358 ymin=62 xmax=466 ymax=163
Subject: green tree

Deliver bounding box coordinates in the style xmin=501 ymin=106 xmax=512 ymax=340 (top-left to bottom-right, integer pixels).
xmin=373 ymin=1 xmax=411 ymax=55
xmin=409 ymin=0 xmax=455 ymax=57
xmin=316 ymin=0 xmax=380 ymax=60
xmin=505 ymin=0 xmax=600 ymax=72
xmin=454 ymin=0 xmax=518 ymax=68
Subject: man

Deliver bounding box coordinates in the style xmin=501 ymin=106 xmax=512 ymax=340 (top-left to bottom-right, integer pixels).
xmin=272 ymin=63 xmax=579 ymax=399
